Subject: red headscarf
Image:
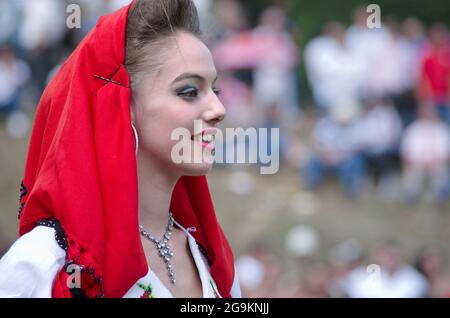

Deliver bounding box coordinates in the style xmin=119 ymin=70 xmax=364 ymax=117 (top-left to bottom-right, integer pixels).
xmin=17 ymin=2 xmax=235 ymax=298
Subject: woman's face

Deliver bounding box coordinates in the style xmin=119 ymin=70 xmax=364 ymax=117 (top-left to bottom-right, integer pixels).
xmin=131 ymin=31 xmax=226 ymax=178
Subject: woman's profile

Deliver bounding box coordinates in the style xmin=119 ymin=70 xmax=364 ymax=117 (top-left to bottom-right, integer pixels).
xmin=0 ymin=0 xmax=241 ymax=298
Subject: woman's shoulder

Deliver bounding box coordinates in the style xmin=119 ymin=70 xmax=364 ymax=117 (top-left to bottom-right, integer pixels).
xmin=0 ymin=226 xmax=66 ymax=297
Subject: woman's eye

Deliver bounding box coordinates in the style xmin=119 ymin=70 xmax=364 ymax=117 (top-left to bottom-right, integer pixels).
xmin=177 ymin=87 xmax=198 ymax=99
xmin=176 ymin=86 xmax=221 ymax=100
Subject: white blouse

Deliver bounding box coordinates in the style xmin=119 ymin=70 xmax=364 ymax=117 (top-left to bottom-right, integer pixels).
xmin=0 ymin=221 xmax=241 ymax=298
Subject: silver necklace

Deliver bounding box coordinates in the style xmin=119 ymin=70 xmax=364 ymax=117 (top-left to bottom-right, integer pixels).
xmin=139 ymin=212 xmax=176 ymax=284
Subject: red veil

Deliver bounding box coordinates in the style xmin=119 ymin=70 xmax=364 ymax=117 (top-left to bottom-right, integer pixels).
xmin=17 ymin=2 xmax=235 ymax=298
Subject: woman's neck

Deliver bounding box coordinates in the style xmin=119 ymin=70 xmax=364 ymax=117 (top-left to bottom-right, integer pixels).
xmin=136 ymin=151 xmax=179 ymax=239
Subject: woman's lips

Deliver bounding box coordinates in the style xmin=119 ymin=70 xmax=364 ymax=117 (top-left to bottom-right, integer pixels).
xmin=199 ymin=140 xmax=215 ymax=150
xmin=190 ymin=128 xmax=217 ymax=152
xmin=190 ymin=128 xmax=219 ymax=139
xmin=191 ymin=137 xmax=216 ymax=151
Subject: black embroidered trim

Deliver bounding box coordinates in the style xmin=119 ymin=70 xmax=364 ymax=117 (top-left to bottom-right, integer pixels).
xmin=17 ymin=180 xmax=28 ymax=219
xmin=69 ymin=287 xmax=87 ymax=298
xmin=35 ymin=218 xmax=104 ymax=298
xmin=17 ymin=202 xmax=25 ymax=219
xmin=36 ymin=219 xmax=68 ymax=251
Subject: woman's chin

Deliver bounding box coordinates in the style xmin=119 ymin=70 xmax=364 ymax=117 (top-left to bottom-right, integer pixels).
xmin=168 ymin=145 xmax=216 ymax=176
xmin=179 ymin=161 xmax=214 ymax=176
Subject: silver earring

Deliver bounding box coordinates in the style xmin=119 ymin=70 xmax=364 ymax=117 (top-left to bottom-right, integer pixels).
xmin=131 ymin=123 xmax=139 ymax=156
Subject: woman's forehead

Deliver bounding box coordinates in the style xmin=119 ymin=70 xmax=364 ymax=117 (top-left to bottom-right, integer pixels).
xmin=160 ymin=32 xmax=217 ymax=82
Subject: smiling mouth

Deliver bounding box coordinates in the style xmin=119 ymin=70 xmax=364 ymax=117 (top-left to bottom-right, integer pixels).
xmin=190 ymin=131 xmax=216 ymax=154
xmin=190 ymin=131 xmax=215 ymax=144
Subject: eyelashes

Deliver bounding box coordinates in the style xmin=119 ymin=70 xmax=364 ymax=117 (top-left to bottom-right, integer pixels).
xmin=176 ymin=86 xmax=221 ymax=100
xmin=176 ymin=87 xmax=198 ymax=99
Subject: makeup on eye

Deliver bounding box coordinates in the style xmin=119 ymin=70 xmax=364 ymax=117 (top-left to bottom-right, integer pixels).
xmin=175 ymin=85 xmax=221 ymax=99
xmin=176 ymin=85 xmax=198 ymax=98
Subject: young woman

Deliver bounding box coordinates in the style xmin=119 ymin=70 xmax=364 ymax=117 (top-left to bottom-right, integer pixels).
xmin=0 ymin=0 xmax=241 ymax=298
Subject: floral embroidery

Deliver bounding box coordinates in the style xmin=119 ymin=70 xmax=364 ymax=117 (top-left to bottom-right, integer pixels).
xmin=138 ymin=283 xmax=155 ymax=298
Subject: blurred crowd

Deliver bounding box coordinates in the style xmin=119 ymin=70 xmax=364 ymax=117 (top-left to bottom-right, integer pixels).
xmin=197 ymin=1 xmax=450 ymax=298
xmin=1 ymin=0 xmax=450 ymax=298
xmin=236 ymin=237 xmax=450 ymax=298
xmin=302 ymin=7 xmax=450 ymax=204
xmin=197 ymin=1 xmax=450 ymax=205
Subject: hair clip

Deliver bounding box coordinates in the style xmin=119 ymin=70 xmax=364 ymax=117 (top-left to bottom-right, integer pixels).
xmin=93 ymin=74 xmax=130 ymax=88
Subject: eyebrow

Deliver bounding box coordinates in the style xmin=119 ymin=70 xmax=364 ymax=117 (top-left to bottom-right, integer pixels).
xmin=171 ymin=72 xmax=218 ymax=85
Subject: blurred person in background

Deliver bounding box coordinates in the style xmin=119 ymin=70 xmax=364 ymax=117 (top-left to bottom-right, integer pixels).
xmin=415 ymin=245 xmax=450 ymax=297
xmin=235 ymin=254 xmax=266 ymax=297
xmin=0 ymin=0 xmax=21 ymax=47
xmin=16 ymin=0 xmax=66 ymax=95
xmin=74 ymin=0 xmax=133 ymax=40
xmin=346 ymin=6 xmax=390 ymax=95
xmin=304 ymin=21 xmax=363 ymax=115
xmin=343 ymin=240 xmax=428 ymax=298
xmin=0 ymin=47 xmax=30 ymax=118
xmin=418 ymin=23 xmax=450 ymax=125
xmin=209 ymin=0 xmax=255 ymax=128
xmin=327 ymin=239 xmax=364 ymax=298
xmin=402 ymin=17 xmax=429 ymax=56
xmin=211 ymin=1 xmax=302 ymax=166
xmin=292 ymin=262 xmax=331 ymax=298
xmin=400 ymin=105 xmax=450 ymax=203
xmin=208 ymin=0 xmax=257 ymax=168
xmin=235 ymin=242 xmax=284 ymax=298
xmin=251 ymin=6 xmax=301 ymax=163
xmin=251 ymin=6 xmax=301 ymax=128
xmin=209 ymin=0 xmax=248 ymax=41
xmin=302 ymin=101 xmax=365 ymax=198
xmin=72 ymin=0 xmax=111 ymax=41
xmin=381 ymin=17 xmax=421 ymax=129
xmin=357 ymin=96 xmax=403 ymax=199
xmin=345 ymin=10 xmax=420 ymax=131
xmin=399 ymin=17 xmax=429 ymax=127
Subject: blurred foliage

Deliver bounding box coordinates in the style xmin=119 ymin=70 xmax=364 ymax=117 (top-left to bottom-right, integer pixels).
xmin=243 ymin=0 xmax=450 ymax=43
xmin=287 ymin=0 xmax=450 ymax=43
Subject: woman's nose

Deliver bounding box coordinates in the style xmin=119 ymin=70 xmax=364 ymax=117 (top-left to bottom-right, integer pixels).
xmin=204 ymin=94 xmax=226 ymax=126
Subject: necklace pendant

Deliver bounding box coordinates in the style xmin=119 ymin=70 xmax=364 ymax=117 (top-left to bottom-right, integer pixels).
xmin=139 ymin=212 xmax=177 ymax=284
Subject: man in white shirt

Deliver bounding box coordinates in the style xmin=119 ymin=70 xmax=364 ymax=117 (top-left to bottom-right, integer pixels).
xmin=400 ymin=105 xmax=450 ymax=202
